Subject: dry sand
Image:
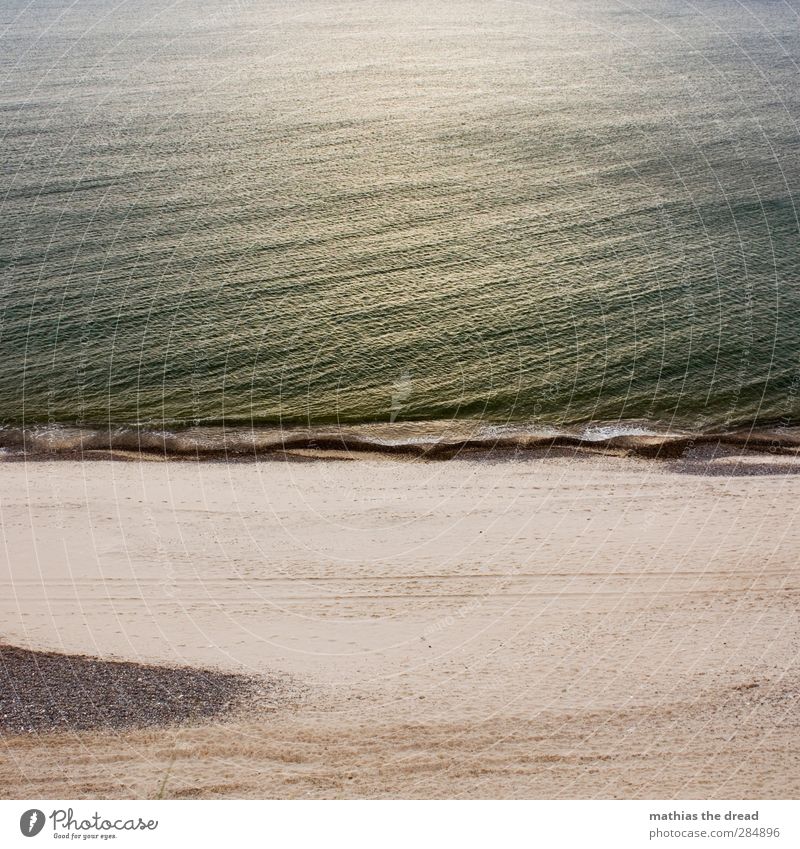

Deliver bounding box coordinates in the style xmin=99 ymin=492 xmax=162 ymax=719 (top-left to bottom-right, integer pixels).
xmin=1 ymin=453 xmax=799 ymax=798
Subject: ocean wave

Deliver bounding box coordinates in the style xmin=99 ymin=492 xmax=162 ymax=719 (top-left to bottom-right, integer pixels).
xmin=2 ymin=420 xmax=799 ymax=461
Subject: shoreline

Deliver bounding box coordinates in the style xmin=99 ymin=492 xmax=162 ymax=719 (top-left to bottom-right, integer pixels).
xmin=2 ymin=420 xmax=800 ymax=463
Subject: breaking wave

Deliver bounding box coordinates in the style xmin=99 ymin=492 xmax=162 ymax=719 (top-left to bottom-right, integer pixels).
xmin=3 ymin=420 xmax=800 ymax=461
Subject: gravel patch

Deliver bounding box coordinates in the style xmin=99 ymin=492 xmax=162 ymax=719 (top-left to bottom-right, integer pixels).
xmin=0 ymin=644 xmax=263 ymax=734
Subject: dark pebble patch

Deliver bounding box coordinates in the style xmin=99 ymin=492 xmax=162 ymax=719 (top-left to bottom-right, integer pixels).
xmin=0 ymin=644 xmax=262 ymax=734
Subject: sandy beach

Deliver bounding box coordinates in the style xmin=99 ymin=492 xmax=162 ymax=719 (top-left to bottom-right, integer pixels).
xmin=1 ymin=453 xmax=799 ymax=798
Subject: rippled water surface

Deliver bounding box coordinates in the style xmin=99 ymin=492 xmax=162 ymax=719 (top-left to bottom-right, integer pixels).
xmin=2 ymin=0 xmax=800 ymax=441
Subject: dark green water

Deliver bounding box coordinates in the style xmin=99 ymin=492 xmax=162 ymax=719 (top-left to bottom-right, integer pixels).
xmin=2 ymin=0 xmax=800 ymax=451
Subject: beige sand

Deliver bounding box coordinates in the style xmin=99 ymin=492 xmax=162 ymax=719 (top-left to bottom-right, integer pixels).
xmin=1 ymin=455 xmax=799 ymax=798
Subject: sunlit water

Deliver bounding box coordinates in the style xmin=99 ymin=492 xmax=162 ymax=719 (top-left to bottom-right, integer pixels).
xmin=2 ymin=0 xmax=800 ymax=452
